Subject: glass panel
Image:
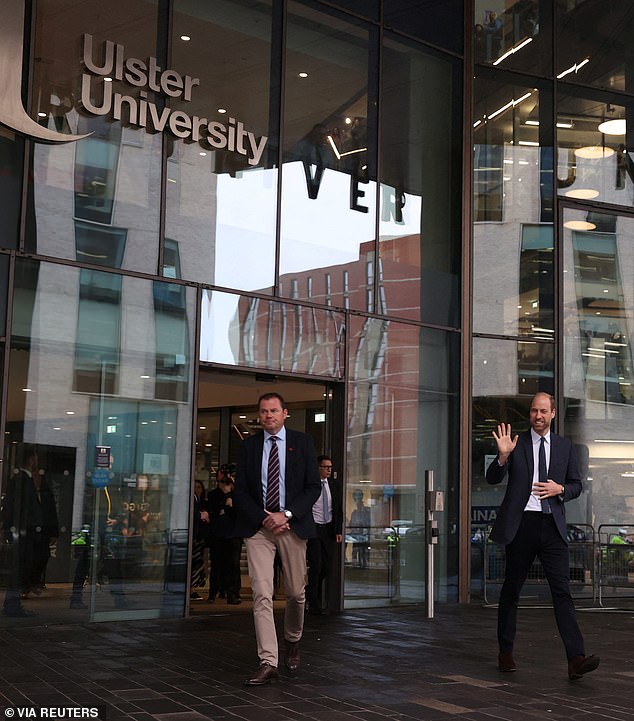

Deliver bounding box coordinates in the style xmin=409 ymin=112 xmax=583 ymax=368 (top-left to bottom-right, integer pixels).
xmin=474 ymin=0 xmax=550 ymax=74
xmin=164 ymin=0 xmax=276 ymax=290
xmin=1 ymin=259 xmax=195 ymax=622
xmin=557 ymin=92 xmax=634 ymax=209
xmin=199 ymin=289 xmax=345 ymax=379
xmin=470 ymin=336 xmax=554 ymax=599
xmin=474 ymin=76 xmax=555 ymax=337
xmin=0 ymin=133 xmax=23 ymax=250
xmin=0 ymin=254 xmax=9 ymax=334
xmin=279 ymin=2 xmax=376 ymax=311
xmin=26 ymin=0 xmax=163 ymax=272
xmin=329 ymin=0 xmax=379 ymax=21
xmin=557 ymin=2 xmax=634 ymax=92
xmin=385 ymin=0 xmax=463 ymax=56
xmin=380 ymin=35 xmax=461 ymax=326
xmin=345 ymin=316 xmax=459 ymax=607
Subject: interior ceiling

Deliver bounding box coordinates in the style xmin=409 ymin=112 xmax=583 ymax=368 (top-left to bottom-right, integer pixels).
xmin=197 ymin=367 xmax=329 ymax=409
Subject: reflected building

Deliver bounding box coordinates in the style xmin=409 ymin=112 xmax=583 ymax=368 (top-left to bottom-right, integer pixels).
xmin=1 ymin=0 xmax=634 ymax=625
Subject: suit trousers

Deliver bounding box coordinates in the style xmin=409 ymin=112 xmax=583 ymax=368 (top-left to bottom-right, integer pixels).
xmin=306 ymin=523 xmax=335 ymax=610
xmin=498 ymin=512 xmax=585 ymax=660
xmin=245 ymin=527 xmax=308 ymax=667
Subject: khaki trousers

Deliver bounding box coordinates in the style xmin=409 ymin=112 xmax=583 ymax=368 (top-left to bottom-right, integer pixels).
xmin=245 ymin=527 xmax=308 ymax=667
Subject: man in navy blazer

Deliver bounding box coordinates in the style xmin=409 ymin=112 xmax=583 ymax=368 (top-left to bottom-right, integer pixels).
xmin=486 ymin=392 xmax=599 ymax=680
xmin=234 ymin=392 xmax=321 ymax=685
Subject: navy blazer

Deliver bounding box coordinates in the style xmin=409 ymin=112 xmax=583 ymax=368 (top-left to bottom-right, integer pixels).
xmin=233 ymin=428 xmax=321 ymax=539
xmin=486 ymin=431 xmax=582 ymax=545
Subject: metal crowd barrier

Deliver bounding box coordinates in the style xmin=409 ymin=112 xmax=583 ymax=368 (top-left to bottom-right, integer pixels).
xmin=477 ymin=524 xmax=597 ymax=606
xmin=597 ymin=524 xmax=634 ymax=607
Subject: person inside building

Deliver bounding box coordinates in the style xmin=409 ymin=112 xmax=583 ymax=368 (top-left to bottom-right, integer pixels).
xmin=190 ymin=479 xmax=209 ymax=601
xmin=306 ymin=454 xmax=343 ymax=616
xmin=233 ymin=392 xmax=321 ymax=686
xmin=1 ymin=444 xmax=58 ymax=617
xmin=207 ymin=465 xmax=242 ymax=605
xmin=486 ymin=392 xmax=600 ymax=680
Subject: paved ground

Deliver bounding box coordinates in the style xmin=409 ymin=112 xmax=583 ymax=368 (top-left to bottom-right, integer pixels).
xmin=0 ymin=602 xmax=633 ymax=721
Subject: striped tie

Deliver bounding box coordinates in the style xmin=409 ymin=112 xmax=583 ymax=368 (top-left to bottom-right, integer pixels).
xmin=265 ymin=436 xmax=280 ymax=512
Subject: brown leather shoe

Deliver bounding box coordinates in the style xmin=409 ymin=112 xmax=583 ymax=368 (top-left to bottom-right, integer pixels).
xmin=244 ymin=663 xmax=278 ymax=686
xmin=284 ymin=640 xmax=301 ymax=672
xmin=498 ymin=651 xmax=517 ymax=672
xmin=568 ymin=654 xmax=600 ymax=680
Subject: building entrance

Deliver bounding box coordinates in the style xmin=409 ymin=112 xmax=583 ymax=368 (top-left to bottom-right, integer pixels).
xmin=190 ymin=367 xmax=341 ymax=614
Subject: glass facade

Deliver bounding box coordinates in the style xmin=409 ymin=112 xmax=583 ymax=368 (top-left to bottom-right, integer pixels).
xmin=471 ymin=0 xmax=634 ymax=603
xmin=3 ymin=0 xmax=632 ymax=627
xmin=0 ymin=0 xmax=461 ymax=624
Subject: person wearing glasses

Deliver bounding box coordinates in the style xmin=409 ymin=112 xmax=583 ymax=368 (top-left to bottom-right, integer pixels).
xmin=306 ymin=455 xmax=343 ymax=616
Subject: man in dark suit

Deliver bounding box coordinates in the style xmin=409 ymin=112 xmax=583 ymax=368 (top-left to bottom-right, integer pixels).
xmin=234 ymin=392 xmax=321 ymax=686
xmin=306 ymin=455 xmax=343 ymax=615
xmin=486 ymin=392 xmax=599 ymax=680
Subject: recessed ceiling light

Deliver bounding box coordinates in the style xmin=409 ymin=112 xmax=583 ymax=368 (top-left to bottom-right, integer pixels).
xmin=21 ymin=388 xmax=32 ymax=392
xmin=104 ymin=77 xmax=112 ymax=82
xmin=140 ymin=374 xmax=150 ymax=379
xmin=564 ymin=220 xmax=596 ymax=231
xmin=66 ymin=410 xmax=75 ymax=415
xmin=575 ymin=146 xmax=615 ymax=159
xmin=199 ymin=151 xmax=207 ymax=156
xmin=298 ymin=72 xmax=308 ymax=78
xmin=218 ymin=108 xmax=227 ymax=114
xmin=564 ymin=188 xmax=600 ymax=199
xmin=180 ymin=35 xmax=191 ymax=41
xmin=37 ymin=112 xmax=47 ymax=118
xmin=598 ymin=118 xmax=625 ymax=135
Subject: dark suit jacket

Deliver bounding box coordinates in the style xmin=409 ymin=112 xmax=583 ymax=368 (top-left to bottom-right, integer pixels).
xmin=486 ymin=431 xmax=582 ymax=545
xmin=233 ymin=428 xmax=321 ymax=539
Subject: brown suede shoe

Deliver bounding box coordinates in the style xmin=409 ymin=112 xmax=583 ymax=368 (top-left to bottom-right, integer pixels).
xmin=568 ymin=654 xmax=600 ymax=680
xmin=244 ymin=663 xmax=278 ymax=686
xmin=498 ymin=651 xmax=517 ymax=672
xmin=284 ymin=640 xmax=301 ymax=672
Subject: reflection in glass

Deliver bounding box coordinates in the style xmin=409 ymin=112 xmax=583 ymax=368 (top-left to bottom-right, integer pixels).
xmin=199 ymin=290 xmax=345 ymax=379
xmin=474 ymin=78 xmax=554 ymax=337
xmin=380 ymin=35 xmax=460 ymax=326
xmin=165 ymin=0 xmax=276 ymax=289
xmin=474 ymin=0 xmax=548 ymax=75
xmin=1 ymin=259 xmax=195 ymax=622
xmin=557 ymin=94 xmax=633 ymax=208
xmin=563 ymin=207 xmax=634 ymax=531
xmin=0 ymin=133 xmax=23 ymax=250
xmin=345 ymin=316 xmax=458 ymax=606
xmin=556 ymin=2 xmax=634 ymax=92
xmin=28 ymin=0 xmax=162 ymax=272
xmin=280 ymin=2 xmax=376 ymax=310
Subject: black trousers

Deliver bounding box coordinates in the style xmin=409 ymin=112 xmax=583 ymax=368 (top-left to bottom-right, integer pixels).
xmin=306 ymin=523 xmax=335 ymax=610
xmin=498 ymin=512 xmax=585 ymax=660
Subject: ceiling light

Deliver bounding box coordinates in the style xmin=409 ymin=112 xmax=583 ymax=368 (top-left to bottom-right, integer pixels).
xmin=180 ymin=35 xmax=191 ymax=41
xmin=22 ymin=388 xmax=32 ymax=392
xmin=557 ymin=57 xmax=590 ymax=79
xmin=556 ymin=121 xmax=574 ymax=129
xmin=518 ymin=140 xmax=539 ymax=146
xmin=492 ymin=36 xmax=533 ymax=66
xmin=218 ymin=108 xmax=227 ymax=114
xmin=598 ymin=118 xmax=626 ymax=135
xmin=563 ymin=220 xmax=596 ymax=231
xmin=298 ymin=72 xmax=308 ymax=78
xmin=525 ymin=119 xmax=540 ymax=126
xmin=575 ymin=146 xmax=615 ymax=159
xmin=37 ymin=112 xmax=47 ymax=118
xmin=199 ymin=151 xmax=207 ymax=156
xmin=564 ymin=188 xmax=600 ymax=199
xmin=488 ymin=91 xmax=532 ymax=120
xmin=104 ymin=77 xmax=112 ymax=82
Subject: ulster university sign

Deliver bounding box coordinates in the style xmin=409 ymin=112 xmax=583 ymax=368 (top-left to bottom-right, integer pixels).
xmin=0 ymin=0 xmax=268 ymax=164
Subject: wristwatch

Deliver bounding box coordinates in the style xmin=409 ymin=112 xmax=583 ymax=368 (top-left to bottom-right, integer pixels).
xmin=283 ymin=509 xmax=293 ymax=520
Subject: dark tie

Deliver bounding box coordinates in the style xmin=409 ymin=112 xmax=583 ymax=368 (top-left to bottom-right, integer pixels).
xmin=539 ymin=436 xmax=551 ymax=514
xmin=265 ymin=436 xmax=280 ymax=512
xmin=321 ymin=480 xmax=332 ymax=523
